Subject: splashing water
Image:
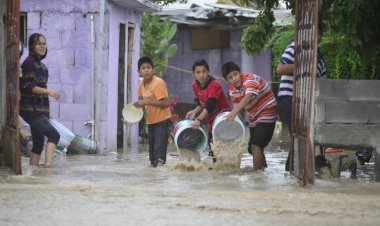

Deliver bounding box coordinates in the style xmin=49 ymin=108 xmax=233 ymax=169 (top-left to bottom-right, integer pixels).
xmin=211 ymin=140 xmax=246 ymax=171
xmin=171 ymin=140 xmax=247 ymax=172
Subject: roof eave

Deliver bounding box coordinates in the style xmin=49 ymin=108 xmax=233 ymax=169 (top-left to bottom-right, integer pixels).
xmin=112 ymin=0 xmax=162 ymax=12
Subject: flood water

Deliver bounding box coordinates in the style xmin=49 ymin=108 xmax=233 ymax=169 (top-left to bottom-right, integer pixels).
xmin=1 ymin=125 xmax=379 ymax=226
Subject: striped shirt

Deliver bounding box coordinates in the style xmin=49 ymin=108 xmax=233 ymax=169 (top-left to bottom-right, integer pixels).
xmin=229 ymin=73 xmax=278 ymax=127
xmin=278 ymin=42 xmax=327 ymax=97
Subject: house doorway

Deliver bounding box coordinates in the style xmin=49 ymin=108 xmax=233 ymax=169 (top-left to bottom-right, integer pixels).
xmin=117 ymin=23 xmax=135 ymax=149
xmin=117 ymin=23 xmax=126 ymax=149
xmin=123 ymin=24 xmax=135 ymax=148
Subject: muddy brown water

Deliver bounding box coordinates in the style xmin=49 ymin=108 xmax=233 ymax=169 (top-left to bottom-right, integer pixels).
xmin=0 ymin=125 xmax=379 ymax=226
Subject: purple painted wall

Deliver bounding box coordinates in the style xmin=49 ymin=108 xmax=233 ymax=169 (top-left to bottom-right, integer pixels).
xmin=20 ymin=0 xmax=156 ymax=151
xmin=165 ymin=28 xmax=272 ymax=104
xmin=107 ymin=2 xmax=143 ymax=151
xmin=242 ymin=49 xmax=272 ymax=82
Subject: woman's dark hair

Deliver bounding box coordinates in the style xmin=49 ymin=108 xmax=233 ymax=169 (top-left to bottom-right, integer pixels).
xmin=138 ymin=56 xmax=154 ymax=69
xmin=28 ymin=33 xmax=47 ymax=60
xmin=221 ymin=61 xmax=240 ymax=79
xmin=192 ymin=59 xmax=209 ymax=72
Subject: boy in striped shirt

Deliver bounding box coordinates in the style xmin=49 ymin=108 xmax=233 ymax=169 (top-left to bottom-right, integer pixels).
xmin=222 ymin=62 xmax=278 ymax=171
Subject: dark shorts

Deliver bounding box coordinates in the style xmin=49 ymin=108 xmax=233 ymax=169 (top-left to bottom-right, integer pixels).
xmin=22 ymin=115 xmax=60 ymax=155
xmin=278 ymin=96 xmax=292 ymax=132
xmin=247 ymin=122 xmax=276 ymax=154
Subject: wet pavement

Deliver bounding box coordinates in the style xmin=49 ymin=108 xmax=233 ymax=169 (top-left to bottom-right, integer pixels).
xmin=0 ymin=125 xmax=379 ymax=226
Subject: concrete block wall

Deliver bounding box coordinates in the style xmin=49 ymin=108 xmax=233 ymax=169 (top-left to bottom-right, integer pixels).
xmin=314 ymin=79 xmax=380 ymax=148
xmin=21 ymin=0 xmax=109 ymax=140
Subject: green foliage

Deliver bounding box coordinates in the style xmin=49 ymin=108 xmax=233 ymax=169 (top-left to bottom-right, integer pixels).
xmin=320 ymin=0 xmax=380 ymax=56
xmin=165 ymin=44 xmax=177 ymax=58
xmin=236 ymin=0 xmax=380 ymax=67
xmin=268 ymin=26 xmax=380 ymax=80
xmin=318 ymin=34 xmax=379 ymax=80
xmin=266 ymin=26 xmax=294 ymax=82
xmin=241 ymin=10 xmax=275 ymax=55
xmin=238 ymin=0 xmax=279 ymax=55
xmin=141 ymin=14 xmax=178 ymax=77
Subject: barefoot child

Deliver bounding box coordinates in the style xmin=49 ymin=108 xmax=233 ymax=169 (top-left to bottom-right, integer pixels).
xmin=221 ymin=61 xmax=278 ymax=171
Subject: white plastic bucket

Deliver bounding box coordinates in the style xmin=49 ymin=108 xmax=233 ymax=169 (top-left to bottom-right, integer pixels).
xmin=173 ymin=119 xmax=207 ymax=152
xmin=212 ymin=111 xmax=245 ymax=141
xmin=122 ymin=103 xmax=143 ymax=124
xmin=49 ymin=119 xmax=75 ymax=147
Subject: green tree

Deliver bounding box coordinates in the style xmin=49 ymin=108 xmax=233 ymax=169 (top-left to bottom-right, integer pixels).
xmin=318 ymin=34 xmax=377 ymax=80
xmin=268 ymin=25 xmax=378 ymax=80
xmin=238 ymin=0 xmax=278 ymax=56
xmin=140 ymin=14 xmax=178 ymax=78
xmin=235 ymin=0 xmax=380 ymax=79
xmin=266 ymin=25 xmax=295 ymax=82
xmin=235 ymin=0 xmax=380 ymax=63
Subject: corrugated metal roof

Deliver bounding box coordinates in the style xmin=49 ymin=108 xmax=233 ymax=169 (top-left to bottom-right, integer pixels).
xmin=112 ymin=0 xmax=161 ymax=12
xmin=158 ymin=7 xmax=254 ymax=29
xmin=158 ymin=2 xmax=292 ymax=29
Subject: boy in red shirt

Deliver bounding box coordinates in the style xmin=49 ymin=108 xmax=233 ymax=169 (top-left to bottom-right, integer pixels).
xmin=221 ymin=61 xmax=278 ymax=171
xmin=186 ymin=59 xmax=230 ymax=160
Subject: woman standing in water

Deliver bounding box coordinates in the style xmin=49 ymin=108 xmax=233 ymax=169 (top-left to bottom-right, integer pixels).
xmin=20 ymin=33 xmax=60 ymax=167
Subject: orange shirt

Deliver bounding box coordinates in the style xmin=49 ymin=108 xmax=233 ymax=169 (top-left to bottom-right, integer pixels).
xmin=137 ymin=76 xmax=171 ymax=124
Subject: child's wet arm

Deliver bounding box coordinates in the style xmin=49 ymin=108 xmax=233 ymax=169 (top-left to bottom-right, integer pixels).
xmin=143 ymin=97 xmax=170 ymax=107
xmin=231 ymin=93 xmax=253 ymax=115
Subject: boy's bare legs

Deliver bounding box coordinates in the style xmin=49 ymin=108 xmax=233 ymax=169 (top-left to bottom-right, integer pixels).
xmin=30 ymin=152 xmax=40 ymax=166
xmin=44 ymin=142 xmax=56 ymax=167
xmin=252 ymin=144 xmax=264 ymax=171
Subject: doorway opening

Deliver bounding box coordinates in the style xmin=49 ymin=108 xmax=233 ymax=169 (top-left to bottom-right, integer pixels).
xmin=117 ymin=23 xmax=126 ymax=149
xmin=124 ymin=24 xmax=135 ymax=147
xmin=117 ymin=23 xmax=135 ymax=149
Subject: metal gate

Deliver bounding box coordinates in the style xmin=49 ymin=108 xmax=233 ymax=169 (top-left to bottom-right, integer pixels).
xmin=291 ymin=0 xmax=319 ymax=185
xmin=2 ymin=0 xmax=21 ymax=174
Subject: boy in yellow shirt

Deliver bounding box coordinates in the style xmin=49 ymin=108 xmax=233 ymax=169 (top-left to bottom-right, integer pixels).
xmin=134 ymin=57 xmax=171 ymax=167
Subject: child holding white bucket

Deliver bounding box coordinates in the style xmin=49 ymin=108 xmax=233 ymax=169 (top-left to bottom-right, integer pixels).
xmin=186 ymin=59 xmax=230 ymax=160
xmin=221 ymin=62 xmax=278 ymax=171
xmin=134 ymin=57 xmax=171 ymax=167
